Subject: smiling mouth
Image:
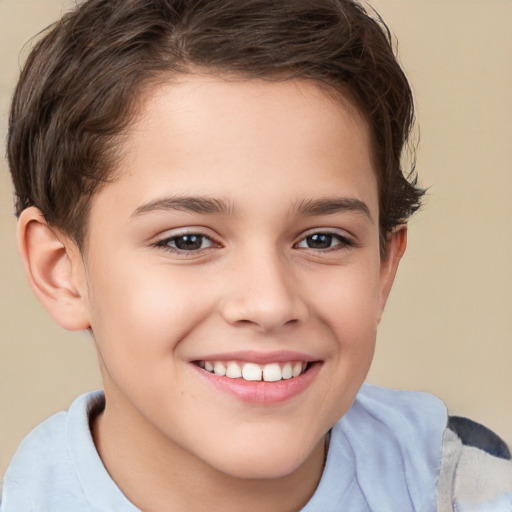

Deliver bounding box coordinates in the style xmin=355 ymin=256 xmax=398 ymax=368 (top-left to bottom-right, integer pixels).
xmin=194 ymin=360 xmax=312 ymax=382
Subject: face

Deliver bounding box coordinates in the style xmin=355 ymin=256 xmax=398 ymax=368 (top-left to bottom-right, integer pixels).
xmin=78 ymin=75 xmax=402 ymax=480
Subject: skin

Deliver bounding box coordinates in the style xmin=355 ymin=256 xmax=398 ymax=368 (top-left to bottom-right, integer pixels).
xmin=18 ymin=75 xmax=406 ymax=511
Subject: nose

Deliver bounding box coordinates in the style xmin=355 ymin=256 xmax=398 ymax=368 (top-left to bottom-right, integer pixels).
xmin=219 ymin=250 xmax=308 ymax=332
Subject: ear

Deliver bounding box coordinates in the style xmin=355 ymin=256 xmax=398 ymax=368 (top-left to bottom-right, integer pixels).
xmin=17 ymin=207 xmax=90 ymax=331
xmin=377 ymin=225 xmax=408 ymax=319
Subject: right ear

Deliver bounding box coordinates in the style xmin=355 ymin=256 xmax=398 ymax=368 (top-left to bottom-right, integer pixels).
xmin=17 ymin=207 xmax=90 ymax=331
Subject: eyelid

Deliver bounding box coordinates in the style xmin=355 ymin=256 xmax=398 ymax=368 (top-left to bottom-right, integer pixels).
xmin=294 ymin=229 xmax=355 ymax=250
xmin=152 ymin=227 xmax=222 ymax=254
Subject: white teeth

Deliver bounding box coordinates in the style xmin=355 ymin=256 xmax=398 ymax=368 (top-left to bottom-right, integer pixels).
xmin=262 ymin=363 xmax=282 ymax=382
xmin=213 ymin=362 xmax=226 ymax=376
xmin=292 ymin=362 xmax=302 ymax=377
xmin=242 ymin=363 xmax=263 ymax=381
xmin=226 ymin=362 xmax=242 ymax=379
xmin=201 ymin=360 xmax=311 ymax=382
xmin=281 ymin=362 xmax=293 ymax=380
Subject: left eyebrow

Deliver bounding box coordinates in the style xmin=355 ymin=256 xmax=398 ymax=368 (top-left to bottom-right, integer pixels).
xmin=131 ymin=195 xmax=236 ymax=217
xmin=294 ymin=197 xmax=373 ymax=222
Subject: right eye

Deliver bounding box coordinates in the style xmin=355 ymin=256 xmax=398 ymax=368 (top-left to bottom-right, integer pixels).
xmin=154 ymin=233 xmax=216 ymax=253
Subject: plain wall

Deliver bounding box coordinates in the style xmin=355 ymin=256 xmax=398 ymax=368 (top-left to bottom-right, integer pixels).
xmin=1 ymin=0 xmax=511 ymax=479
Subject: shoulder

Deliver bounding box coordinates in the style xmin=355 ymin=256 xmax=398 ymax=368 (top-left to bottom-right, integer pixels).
xmin=1 ymin=392 xmax=103 ymax=512
xmin=325 ymin=384 xmax=448 ymax=510
xmin=353 ymin=383 xmax=448 ymax=445
xmin=3 ymin=408 xmax=69 ymax=483
xmin=438 ymin=416 xmax=512 ymax=511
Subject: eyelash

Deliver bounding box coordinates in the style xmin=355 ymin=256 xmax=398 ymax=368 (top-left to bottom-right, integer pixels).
xmin=153 ymin=230 xmax=353 ymax=255
xmin=153 ymin=232 xmax=219 ymax=254
xmin=294 ymin=231 xmax=354 ymax=251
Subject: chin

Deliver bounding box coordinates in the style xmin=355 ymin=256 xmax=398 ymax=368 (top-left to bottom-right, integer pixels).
xmin=208 ymin=438 xmax=320 ymax=480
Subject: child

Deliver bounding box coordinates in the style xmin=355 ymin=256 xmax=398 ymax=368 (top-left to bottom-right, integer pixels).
xmin=1 ymin=0 xmax=511 ymax=510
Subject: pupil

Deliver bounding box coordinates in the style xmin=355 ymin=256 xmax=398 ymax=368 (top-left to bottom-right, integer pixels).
xmin=175 ymin=235 xmax=202 ymax=250
xmin=307 ymin=234 xmax=332 ymax=249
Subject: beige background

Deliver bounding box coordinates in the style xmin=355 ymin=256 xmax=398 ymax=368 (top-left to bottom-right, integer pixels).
xmin=1 ymin=0 xmax=511 ymax=480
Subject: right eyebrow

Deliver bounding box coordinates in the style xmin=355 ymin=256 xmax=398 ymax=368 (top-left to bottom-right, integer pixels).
xmin=131 ymin=196 xmax=236 ymax=217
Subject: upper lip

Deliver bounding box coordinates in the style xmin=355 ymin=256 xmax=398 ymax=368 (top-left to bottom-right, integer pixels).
xmin=189 ymin=350 xmax=320 ymax=364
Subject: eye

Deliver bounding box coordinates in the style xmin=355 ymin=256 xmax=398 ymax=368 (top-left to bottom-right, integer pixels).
xmin=296 ymin=232 xmax=352 ymax=250
xmin=155 ymin=233 xmax=216 ymax=252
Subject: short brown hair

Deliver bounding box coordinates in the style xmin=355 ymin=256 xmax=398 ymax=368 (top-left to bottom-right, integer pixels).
xmin=8 ymin=0 xmax=423 ymax=251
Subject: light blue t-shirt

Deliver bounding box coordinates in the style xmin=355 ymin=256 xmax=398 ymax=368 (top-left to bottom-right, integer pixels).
xmin=1 ymin=384 xmax=448 ymax=511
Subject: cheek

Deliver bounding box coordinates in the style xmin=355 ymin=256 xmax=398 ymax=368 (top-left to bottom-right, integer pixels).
xmin=310 ymin=261 xmax=382 ymax=342
xmin=86 ymin=263 xmax=217 ymax=423
xmin=306 ymin=261 xmax=381 ymax=417
xmin=86 ymin=260 xmax=215 ymax=370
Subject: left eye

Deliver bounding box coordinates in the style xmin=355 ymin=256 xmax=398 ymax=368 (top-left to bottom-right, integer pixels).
xmin=157 ymin=234 xmax=215 ymax=251
xmin=296 ymin=232 xmax=349 ymax=250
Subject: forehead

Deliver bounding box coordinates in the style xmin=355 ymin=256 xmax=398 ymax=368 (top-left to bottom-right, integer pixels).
xmin=90 ymin=75 xmax=378 ymax=224
xmin=131 ymin=74 xmax=370 ymax=154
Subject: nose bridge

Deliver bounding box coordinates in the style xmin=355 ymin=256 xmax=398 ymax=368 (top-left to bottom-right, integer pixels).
xmin=220 ymin=244 xmax=307 ymax=331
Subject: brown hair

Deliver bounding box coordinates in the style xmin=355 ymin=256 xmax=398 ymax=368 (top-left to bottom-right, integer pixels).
xmin=8 ymin=0 xmax=423 ymax=251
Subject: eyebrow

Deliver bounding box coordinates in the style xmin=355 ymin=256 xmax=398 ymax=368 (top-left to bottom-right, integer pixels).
xmin=294 ymin=197 xmax=372 ymax=221
xmin=132 ymin=194 xmax=372 ymax=221
xmin=132 ymin=196 xmax=236 ymax=217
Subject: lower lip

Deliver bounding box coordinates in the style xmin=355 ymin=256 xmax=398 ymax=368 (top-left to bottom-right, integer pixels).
xmin=191 ymin=362 xmax=321 ymax=405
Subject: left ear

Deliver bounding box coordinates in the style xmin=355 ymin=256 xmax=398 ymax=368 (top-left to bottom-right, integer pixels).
xmin=377 ymin=225 xmax=407 ymax=318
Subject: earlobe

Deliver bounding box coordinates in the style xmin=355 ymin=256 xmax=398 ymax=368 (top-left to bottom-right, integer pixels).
xmin=377 ymin=225 xmax=408 ymax=318
xmin=17 ymin=207 xmax=90 ymax=331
